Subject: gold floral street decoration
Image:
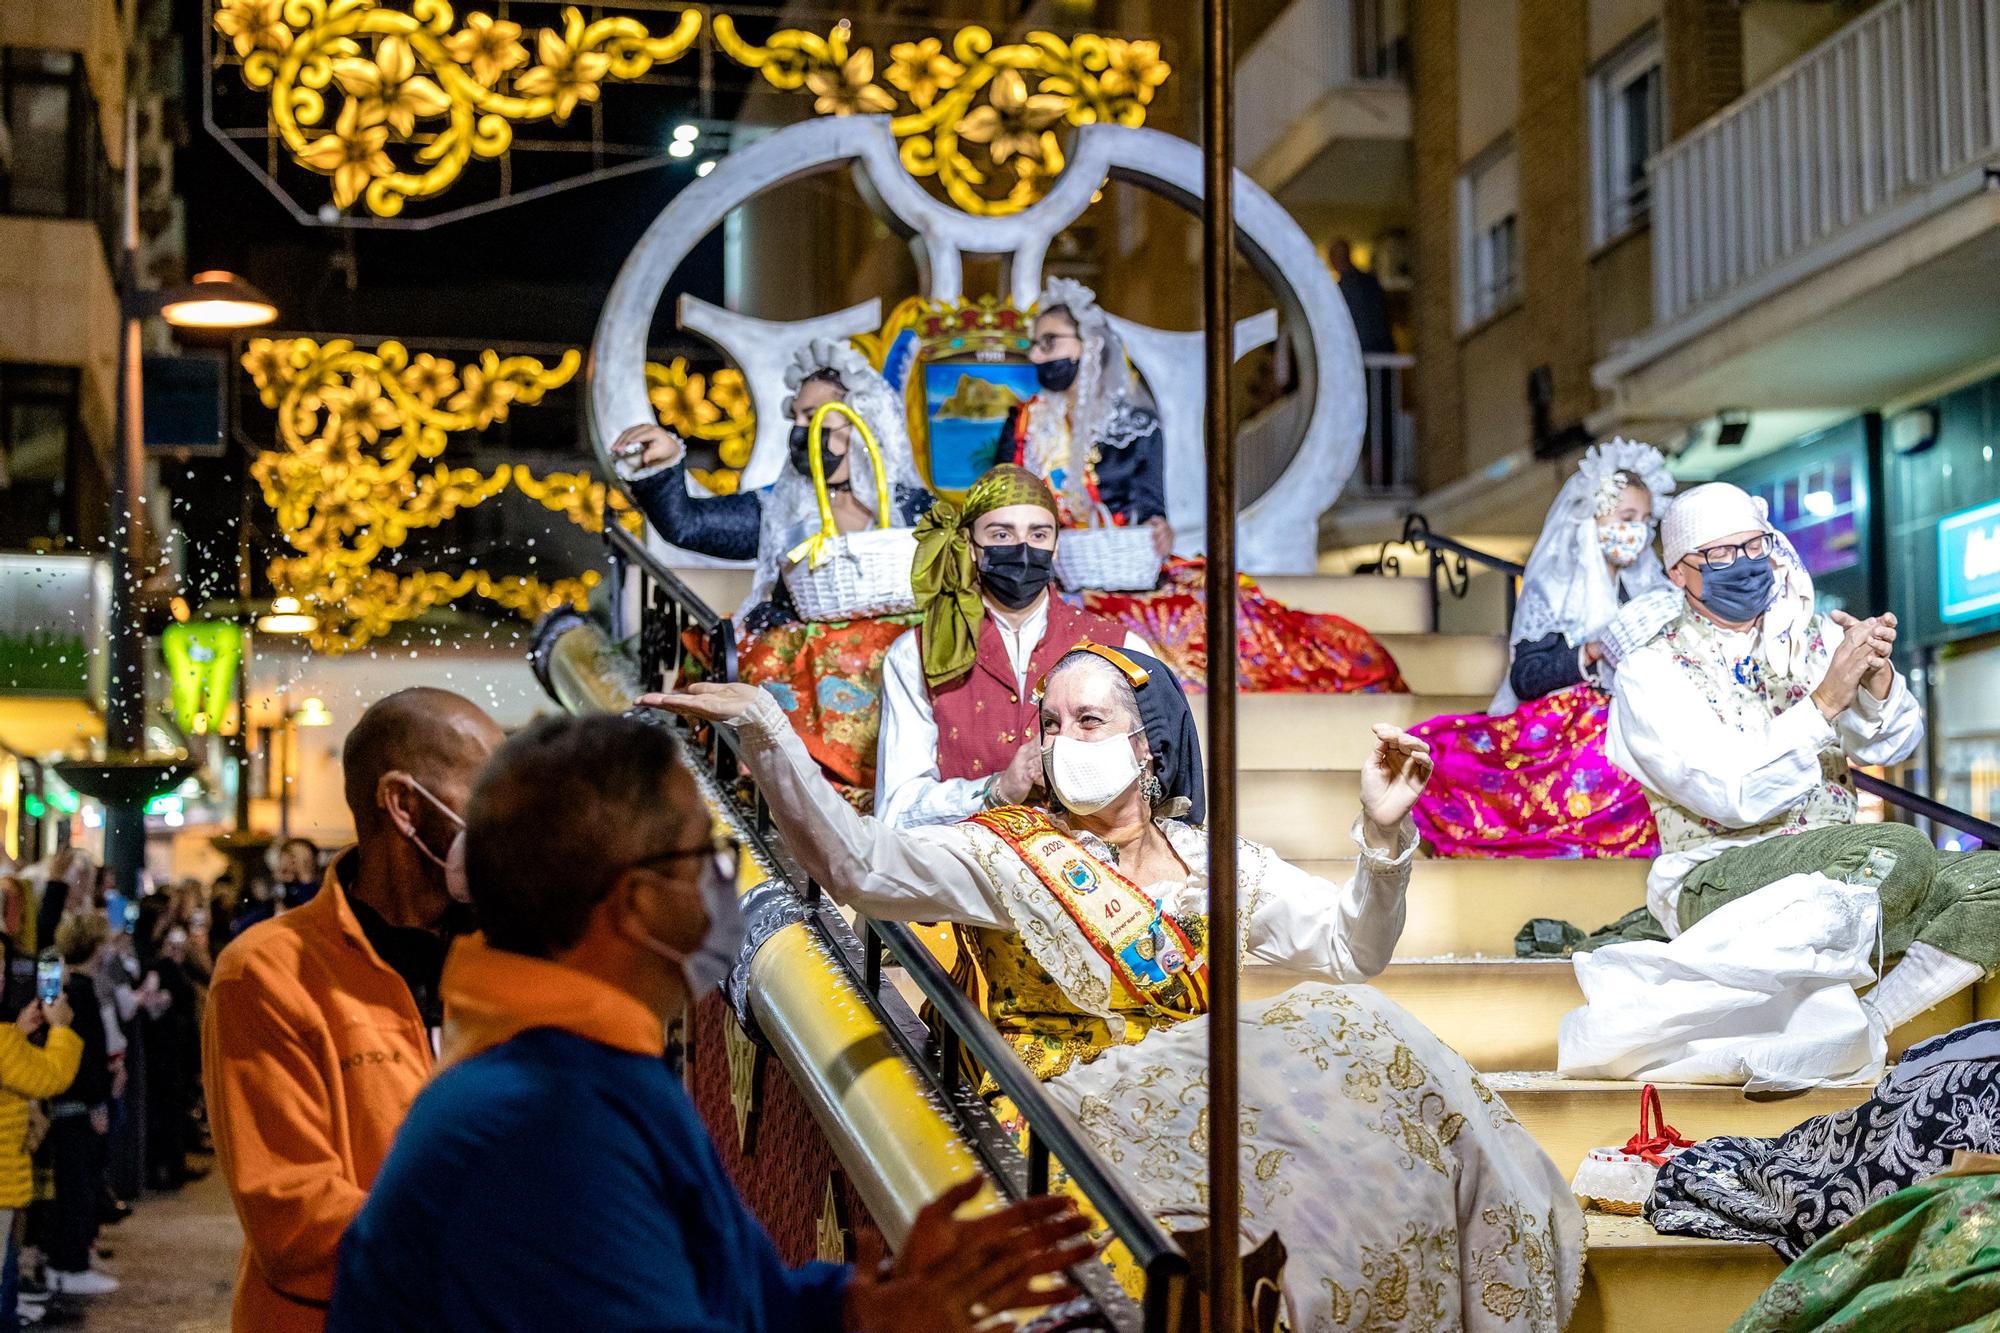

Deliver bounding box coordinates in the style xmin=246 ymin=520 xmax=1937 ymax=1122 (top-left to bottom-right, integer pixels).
xmin=217 ymin=0 xmax=700 ymax=215
xmin=713 ymin=18 xmax=1170 ymax=215
xmin=243 ymin=336 xmax=753 ymax=651
xmin=646 ymin=357 xmax=754 ymax=495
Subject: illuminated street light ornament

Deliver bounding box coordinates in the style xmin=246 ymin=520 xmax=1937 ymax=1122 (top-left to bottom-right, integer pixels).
xmin=256 ymin=596 xmax=320 ymax=635
xmin=211 ymin=5 xmax=1170 ymax=221
xmin=668 ymin=139 xmax=694 ymax=159
xmin=214 ymin=0 xmax=702 ymax=216
xmin=293 ymin=696 xmax=335 ymax=727
xmin=162 ymin=620 xmax=244 ymax=737
xmin=160 ymin=270 xmax=279 ymax=329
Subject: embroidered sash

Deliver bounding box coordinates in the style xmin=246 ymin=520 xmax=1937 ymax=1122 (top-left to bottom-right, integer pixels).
xmin=970 ymin=806 xmax=1207 ymax=1020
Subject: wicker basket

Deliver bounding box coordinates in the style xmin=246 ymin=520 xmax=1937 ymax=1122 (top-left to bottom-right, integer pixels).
xmin=1054 ymin=523 xmax=1162 ymax=593
xmin=781 ymin=401 xmax=917 ymax=621
xmin=1570 ymin=1085 xmax=1693 ymax=1215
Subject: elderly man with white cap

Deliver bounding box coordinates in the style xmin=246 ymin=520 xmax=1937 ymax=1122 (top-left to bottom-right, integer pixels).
xmin=1608 ymin=481 xmax=1996 ymax=1040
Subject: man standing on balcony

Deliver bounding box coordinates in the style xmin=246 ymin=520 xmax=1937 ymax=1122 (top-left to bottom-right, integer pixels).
xmin=1329 ymin=239 xmax=1394 ymax=356
xmin=1608 ymin=482 xmax=1996 ymax=1041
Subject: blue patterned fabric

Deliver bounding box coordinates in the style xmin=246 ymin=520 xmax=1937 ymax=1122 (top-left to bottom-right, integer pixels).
xmin=1647 ymin=1019 xmax=2000 ymax=1257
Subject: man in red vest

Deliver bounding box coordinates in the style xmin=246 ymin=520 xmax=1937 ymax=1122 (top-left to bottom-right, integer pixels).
xmin=876 ymin=465 xmax=1150 ymax=827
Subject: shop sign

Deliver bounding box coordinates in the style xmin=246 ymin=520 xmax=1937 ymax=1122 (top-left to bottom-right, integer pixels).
xmin=1940 ymin=497 xmax=2000 ymax=623
xmin=0 ymin=554 xmax=109 ymax=700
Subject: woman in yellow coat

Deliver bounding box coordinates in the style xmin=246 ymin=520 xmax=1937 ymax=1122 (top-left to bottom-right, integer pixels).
xmin=0 ymin=987 xmax=82 ymax=1322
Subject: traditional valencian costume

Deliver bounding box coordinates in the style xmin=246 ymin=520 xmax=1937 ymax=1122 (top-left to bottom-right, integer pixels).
xmin=1411 ymin=441 xmax=1675 ymax=859
xmin=874 ymin=465 xmax=1146 ymax=829
xmin=726 ymin=646 xmax=1584 ymax=1330
xmin=618 ymin=340 xmax=932 ymax=806
xmin=1609 ymin=482 xmax=1996 ymax=1044
xmin=1015 ymin=278 xmax=1405 ymax=694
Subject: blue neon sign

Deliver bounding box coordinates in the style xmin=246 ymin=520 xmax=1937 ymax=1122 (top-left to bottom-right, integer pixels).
xmin=1939 ymin=497 xmax=2000 ymax=623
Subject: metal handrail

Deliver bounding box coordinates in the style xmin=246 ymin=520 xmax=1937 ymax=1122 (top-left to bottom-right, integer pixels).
xmin=1853 ymin=771 xmax=2000 ymax=847
xmin=1375 ymin=513 xmax=1525 ymax=632
xmin=601 ymin=520 xmax=1187 ymax=1330
xmin=1383 ymin=517 xmax=2000 ymax=848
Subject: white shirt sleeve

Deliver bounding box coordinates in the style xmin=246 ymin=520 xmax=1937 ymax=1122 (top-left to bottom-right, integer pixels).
xmin=737 ymin=689 xmax=1010 ymax=928
xmin=1608 ymin=646 xmax=1838 ymax=829
xmin=873 ymin=630 xmax=994 ymax=830
xmin=1244 ymin=818 xmax=1418 ymax=981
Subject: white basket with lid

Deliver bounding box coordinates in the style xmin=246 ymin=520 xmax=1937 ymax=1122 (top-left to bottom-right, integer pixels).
xmin=781 ymin=401 xmax=917 ymax=622
xmin=1053 ymin=522 xmax=1162 ymax=593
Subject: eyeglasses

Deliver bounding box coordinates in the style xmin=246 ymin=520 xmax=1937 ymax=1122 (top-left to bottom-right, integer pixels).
xmin=1030 ymin=331 xmax=1080 ymax=354
xmin=625 ymin=835 xmax=739 ymax=882
xmin=1683 ymin=534 xmax=1770 ymax=569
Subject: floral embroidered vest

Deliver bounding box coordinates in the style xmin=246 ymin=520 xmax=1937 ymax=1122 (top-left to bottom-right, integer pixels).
xmin=927 ymin=598 xmax=1127 ymax=782
xmin=1645 ymin=608 xmax=1855 ymax=856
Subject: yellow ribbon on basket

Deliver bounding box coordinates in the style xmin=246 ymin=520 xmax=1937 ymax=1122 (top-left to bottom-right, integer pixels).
xmin=786 ymin=401 xmax=895 ymax=569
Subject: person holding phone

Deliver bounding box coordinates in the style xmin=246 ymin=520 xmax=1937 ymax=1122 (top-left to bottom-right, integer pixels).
xmin=0 ymin=980 xmax=80 ymax=1328
xmin=45 ymin=916 xmax=115 ymax=1297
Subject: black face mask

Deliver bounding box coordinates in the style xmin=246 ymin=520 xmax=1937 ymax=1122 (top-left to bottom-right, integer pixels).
xmin=789 ymin=424 xmax=849 ymax=485
xmin=1035 ymin=357 xmax=1079 ymax=393
xmin=976 ymin=542 xmax=1056 ymax=610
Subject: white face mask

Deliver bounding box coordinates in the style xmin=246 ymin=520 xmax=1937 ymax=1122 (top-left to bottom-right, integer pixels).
xmin=627 ymin=853 xmax=746 ymax=997
xmin=401 ymin=778 xmax=469 ymax=902
xmin=1042 ymin=730 xmax=1142 ymax=817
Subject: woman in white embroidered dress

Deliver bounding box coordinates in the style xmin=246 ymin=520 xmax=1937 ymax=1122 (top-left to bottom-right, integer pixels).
xmin=645 ymin=647 xmax=1584 ymax=1332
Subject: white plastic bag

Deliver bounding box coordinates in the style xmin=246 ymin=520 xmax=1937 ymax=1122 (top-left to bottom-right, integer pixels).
xmin=1556 ymin=872 xmax=1887 ymax=1091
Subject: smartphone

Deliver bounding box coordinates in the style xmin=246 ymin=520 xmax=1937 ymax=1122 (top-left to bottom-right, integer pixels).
xmin=122 ymin=900 xmax=140 ymax=933
xmin=35 ymin=957 xmax=63 ymax=1007
xmin=105 ymin=891 xmax=127 ymax=934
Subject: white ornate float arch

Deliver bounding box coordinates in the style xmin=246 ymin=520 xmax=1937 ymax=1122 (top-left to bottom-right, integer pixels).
xmin=589 ymin=114 xmax=1361 ymax=573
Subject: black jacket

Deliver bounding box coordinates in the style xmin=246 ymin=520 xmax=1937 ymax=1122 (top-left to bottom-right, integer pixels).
xmin=1001 ymin=403 xmax=1167 ymax=526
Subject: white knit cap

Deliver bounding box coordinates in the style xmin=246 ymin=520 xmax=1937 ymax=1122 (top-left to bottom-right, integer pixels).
xmin=1659 ymin=481 xmax=1768 ymax=567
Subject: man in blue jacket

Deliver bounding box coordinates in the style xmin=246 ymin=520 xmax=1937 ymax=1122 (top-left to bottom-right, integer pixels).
xmin=328 ymin=713 xmax=1091 ymax=1332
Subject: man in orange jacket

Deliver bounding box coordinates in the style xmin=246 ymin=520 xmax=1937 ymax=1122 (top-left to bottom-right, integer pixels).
xmin=203 ymin=687 xmax=503 ymax=1333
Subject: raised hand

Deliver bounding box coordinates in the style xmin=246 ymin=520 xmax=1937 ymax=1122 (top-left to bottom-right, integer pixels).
xmin=842 ymin=1178 xmax=1095 ymax=1332
xmin=1815 ymin=613 xmax=1889 ymax=718
xmin=994 ymin=739 xmax=1044 ymax=806
xmin=610 ymin=422 xmax=684 ymax=472
xmin=1831 ymin=609 xmax=1898 ymax=699
xmin=635 ymin=681 xmax=767 ymax=725
xmin=1360 ymin=723 xmax=1433 ymax=832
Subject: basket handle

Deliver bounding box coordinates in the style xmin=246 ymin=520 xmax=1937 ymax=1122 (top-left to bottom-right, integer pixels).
xmin=787 ymin=400 xmax=894 ymax=568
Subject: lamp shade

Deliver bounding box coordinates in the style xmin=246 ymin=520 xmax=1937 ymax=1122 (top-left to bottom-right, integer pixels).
xmin=292 ymin=696 xmax=333 ymax=727
xmin=159 ymin=271 xmax=279 ymax=330
xmin=255 ymin=596 xmax=318 ymax=635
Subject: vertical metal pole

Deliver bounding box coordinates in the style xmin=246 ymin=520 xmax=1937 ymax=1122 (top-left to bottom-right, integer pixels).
xmin=1200 ymin=0 xmax=1240 ymax=1328
xmin=103 ymin=91 xmax=148 ymax=896
xmin=235 ymin=458 xmax=255 ymax=834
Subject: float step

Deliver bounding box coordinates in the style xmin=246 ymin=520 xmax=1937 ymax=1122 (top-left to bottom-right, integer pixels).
xmin=1574 ymin=1213 xmax=1783 ymax=1332
xmin=1203 ymin=693 xmax=1492 ymax=770
xmin=1295 ymin=857 xmax=1650 ymax=958
xmin=1242 ymin=958 xmax=1984 ymax=1071
xmin=1376 ymin=633 xmax=1509 ymax=696
xmin=1484 ymin=1072 xmax=1870 ymax=1179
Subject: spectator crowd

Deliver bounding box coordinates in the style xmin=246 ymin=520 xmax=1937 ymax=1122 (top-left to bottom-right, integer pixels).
xmin=0 ymin=833 xmax=323 ymax=1329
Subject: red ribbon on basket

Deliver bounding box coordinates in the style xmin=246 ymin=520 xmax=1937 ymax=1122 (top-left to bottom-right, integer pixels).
xmin=1623 ymin=1084 xmax=1694 ymax=1166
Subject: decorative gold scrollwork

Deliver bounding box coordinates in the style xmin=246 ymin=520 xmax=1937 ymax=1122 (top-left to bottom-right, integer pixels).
xmin=816 ymin=1177 xmax=854 ymax=1264
xmin=722 ymin=1008 xmax=761 ymax=1154
xmin=713 ymin=17 xmax=1170 ymax=216
xmin=242 ymin=335 xmax=665 ymax=652
xmin=216 ymin=0 xmax=699 ymax=215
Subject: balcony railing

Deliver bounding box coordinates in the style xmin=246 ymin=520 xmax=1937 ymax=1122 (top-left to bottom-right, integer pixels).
xmin=1650 ymin=0 xmax=2000 ymax=326
xmin=1238 ymin=0 xmax=1408 ymax=170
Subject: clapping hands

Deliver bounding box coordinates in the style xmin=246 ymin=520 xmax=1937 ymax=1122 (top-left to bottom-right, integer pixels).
xmin=1815 ymin=611 xmax=1898 ymax=719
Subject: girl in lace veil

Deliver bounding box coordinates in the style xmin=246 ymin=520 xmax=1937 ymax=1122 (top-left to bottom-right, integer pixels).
xmin=1013 ymin=277 xmax=1168 ymax=539
xmin=1496 ymin=438 xmax=1677 ymax=713
xmin=744 ymin=339 xmax=927 ymax=623
xmin=1407 ymin=440 xmax=1675 ymax=862
xmin=607 ymin=337 xmax=931 ymax=807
